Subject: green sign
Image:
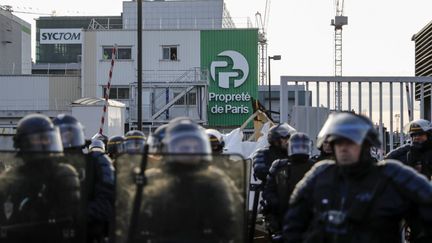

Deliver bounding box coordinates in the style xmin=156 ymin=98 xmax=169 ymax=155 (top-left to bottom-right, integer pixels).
xmin=201 ymin=29 xmax=258 ymax=127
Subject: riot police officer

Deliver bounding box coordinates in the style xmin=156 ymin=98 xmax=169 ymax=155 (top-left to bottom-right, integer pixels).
xmin=131 ymin=119 xmax=244 ymax=242
xmin=92 ymin=133 xmax=109 ymax=148
xmin=53 ymin=114 xmax=86 ymax=153
xmin=124 ymin=130 xmax=146 ymax=154
xmin=107 ymin=135 xmax=125 ymax=161
xmin=311 ymin=137 xmax=334 ymax=163
xmin=262 ymin=132 xmax=314 ymax=240
xmin=0 ymin=114 xmax=81 ymax=242
xmin=147 ymin=124 xmax=168 ymax=154
xmin=206 ymin=128 xmax=225 ymax=154
xmin=386 ymin=119 xmax=432 ymax=179
xmin=87 ymin=138 xmax=115 ymax=243
xmin=252 ymin=123 xmax=296 ymax=182
xmin=283 ymin=112 xmax=432 ymax=243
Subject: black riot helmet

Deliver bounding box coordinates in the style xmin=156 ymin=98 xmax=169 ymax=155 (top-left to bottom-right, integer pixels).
xmin=267 ymin=123 xmax=296 ymax=148
xmin=14 ymin=114 xmax=63 ymax=153
xmin=206 ymin=129 xmax=225 ymax=154
xmin=89 ymin=139 xmax=105 ymax=153
xmin=107 ymin=135 xmax=125 ymax=156
xmin=317 ymin=112 xmax=380 ymax=148
xmin=406 ymin=119 xmax=432 ymax=137
xmin=124 ymin=130 xmax=146 ymax=154
xmin=147 ymin=124 xmax=169 ymax=153
xmin=162 ymin=119 xmax=211 ymax=165
xmin=92 ymin=133 xmax=108 ymax=146
xmin=52 ymin=114 xmax=85 ymax=150
xmin=405 ymin=119 xmax=432 ymax=149
xmin=288 ymin=132 xmax=312 ymax=160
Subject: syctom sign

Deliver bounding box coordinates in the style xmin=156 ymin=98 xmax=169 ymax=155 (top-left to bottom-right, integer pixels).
xmin=40 ymin=29 xmax=82 ymax=44
xmin=201 ymin=30 xmax=258 ymax=127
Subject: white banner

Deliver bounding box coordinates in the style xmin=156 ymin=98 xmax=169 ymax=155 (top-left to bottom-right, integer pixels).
xmin=40 ymin=29 xmax=82 ymax=44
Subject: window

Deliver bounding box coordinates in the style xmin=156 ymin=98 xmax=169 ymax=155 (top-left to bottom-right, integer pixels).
xmin=162 ymin=46 xmax=178 ymax=61
xmin=173 ymin=92 xmax=196 ymax=105
xmin=103 ymin=87 xmax=130 ymax=100
xmin=103 ymin=47 xmax=132 ymax=60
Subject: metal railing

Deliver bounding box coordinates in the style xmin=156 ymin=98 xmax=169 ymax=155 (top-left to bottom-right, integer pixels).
xmin=128 ymin=68 xmax=209 ymax=124
xmin=122 ymin=17 xmax=254 ymax=30
xmin=280 ymin=76 xmax=432 ymax=155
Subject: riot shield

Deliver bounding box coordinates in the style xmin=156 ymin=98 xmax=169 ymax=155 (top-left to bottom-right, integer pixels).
xmin=0 ymin=152 xmax=85 ymax=243
xmin=0 ymin=151 xmax=24 ymax=174
xmin=115 ymin=153 xmax=247 ymax=243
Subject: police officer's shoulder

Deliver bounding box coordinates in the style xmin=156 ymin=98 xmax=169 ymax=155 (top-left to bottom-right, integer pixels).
xmin=252 ymin=147 xmax=270 ymax=161
xmin=254 ymin=147 xmax=270 ymax=156
xmin=56 ymin=163 xmax=79 ymax=177
xmin=379 ymin=159 xmax=432 ymax=203
xmin=269 ymin=159 xmax=290 ymax=174
xmin=289 ymin=160 xmax=336 ymax=204
xmin=54 ymin=163 xmax=80 ymax=189
xmin=385 ymin=144 xmax=411 ymax=159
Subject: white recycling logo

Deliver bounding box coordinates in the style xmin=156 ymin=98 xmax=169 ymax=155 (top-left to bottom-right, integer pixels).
xmin=210 ymin=50 xmax=249 ymax=89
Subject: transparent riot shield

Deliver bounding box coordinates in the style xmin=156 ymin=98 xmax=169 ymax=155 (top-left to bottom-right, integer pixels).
xmin=0 ymin=152 xmax=85 ymax=243
xmin=0 ymin=151 xmax=24 ymax=174
xmin=115 ymin=153 xmax=247 ymax=243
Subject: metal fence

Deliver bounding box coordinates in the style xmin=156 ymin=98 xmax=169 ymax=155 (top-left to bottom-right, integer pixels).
xmin=280 ymin=76 xmax=432 ymax=154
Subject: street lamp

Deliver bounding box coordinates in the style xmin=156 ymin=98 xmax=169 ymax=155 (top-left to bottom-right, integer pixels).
xmin=268 ymin=55 xmax=281 ymax=114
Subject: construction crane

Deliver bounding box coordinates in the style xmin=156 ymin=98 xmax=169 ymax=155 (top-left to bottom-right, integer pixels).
xmin=0 ymin=5 xmax=54 ymax=16
xmin=255 ymin=0 xmax=271 ymax=86
xmin=331 ymin=0 xmax=348 ymax=110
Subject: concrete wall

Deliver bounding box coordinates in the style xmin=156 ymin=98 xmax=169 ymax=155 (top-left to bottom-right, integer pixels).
xmin=0 ymin=9 xmax=31 ymax=75
xmin=82 ymin=29 xmax=201 ymax=98
xmin=0 ymin=75 xmax=80 ymax=111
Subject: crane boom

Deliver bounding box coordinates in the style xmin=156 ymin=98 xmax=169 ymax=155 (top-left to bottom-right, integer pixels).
xmin=331 ymin=0 xmax=348 ymax=111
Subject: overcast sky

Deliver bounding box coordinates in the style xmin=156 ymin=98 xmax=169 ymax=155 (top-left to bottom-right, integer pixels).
xmin=3 ymin=0 xmax=432 ymax=79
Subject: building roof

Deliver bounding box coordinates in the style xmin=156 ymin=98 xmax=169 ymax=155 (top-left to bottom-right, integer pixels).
xmin=72 ymin=97 xmax=126 ymax=107
xmin=412 ymin=19 xmax=432 ymax=41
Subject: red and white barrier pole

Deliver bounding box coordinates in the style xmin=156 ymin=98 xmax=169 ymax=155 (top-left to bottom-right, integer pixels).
xmin=99 ymin=45 xmax=117 ymax=135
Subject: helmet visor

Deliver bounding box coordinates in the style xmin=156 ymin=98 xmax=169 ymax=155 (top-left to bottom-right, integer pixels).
xmin=23 ymin=129 xmax=63 ymax=153
xmin=58 ymin=124 xmax=85 ymax=149
xmin=124 ymin=139 xmax=145 ymax=153
xmin=108 ymin=140 xmax=124 ymax=154
xmin=317 ymin=113 xmax=372 ymax=147
xmin=168 ymin=137 xmax=207 ymax=154
xmin=288 ymin=141 xmax=312 ymax=156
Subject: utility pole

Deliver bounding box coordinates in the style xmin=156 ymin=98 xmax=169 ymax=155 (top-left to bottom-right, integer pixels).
xmin=137 ymin=0 xmax=143 ymax=130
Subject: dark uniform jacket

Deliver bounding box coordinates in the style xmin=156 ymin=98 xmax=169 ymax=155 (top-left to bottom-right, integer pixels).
xmin=252 ymin=146 xmax=288 ymax=182
xmin=262 ymin=158 xmax=314 ymax=232
xmin=283 ymin=159 xmax=432 ymax=243
xmin=86 ymin=151 xmax=115 ymax=242
xmin=0 ymin=159 xmax=80 ymax=242
xmin=386 ymin=143 xmax=432 ymax=180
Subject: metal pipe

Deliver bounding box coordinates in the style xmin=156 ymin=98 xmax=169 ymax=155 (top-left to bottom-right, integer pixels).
xmin=410 ymin=82 xmax=415 ymax=121
xmin=400 ymin=82 xmax=404 ymax=146
xmin=348 ymin=82 xmax=351 ymax=111
xmin=137 ymin=0 xmax=143 ymax=130
xmin=389 ymin=83 xmax=394 ymax=151
xmin=379 ymin=82 xmax=383 ymax=154
xmin=369 ymin=82 xmax=372 ymax=119
xmin=306 ymin=82 xmax=310 ymax=135
xmin=421 ymin=83 xmax=425 ymax=118
xmin=327 ymin=81 xmax=330 ymax=109
xmin=358 ymin=82 xmax=362 ymax=114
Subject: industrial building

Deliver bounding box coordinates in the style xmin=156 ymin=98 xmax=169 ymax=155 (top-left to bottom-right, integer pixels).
xmin=34 ymin=15 xmax=122 ymax=74
xmin=0 ymin=6 xmax=31 ymax=74
xmin=413 ymin=20 xmax=432 ymax=119
xmin=0 ymin=0 xmax=314 ymax=136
